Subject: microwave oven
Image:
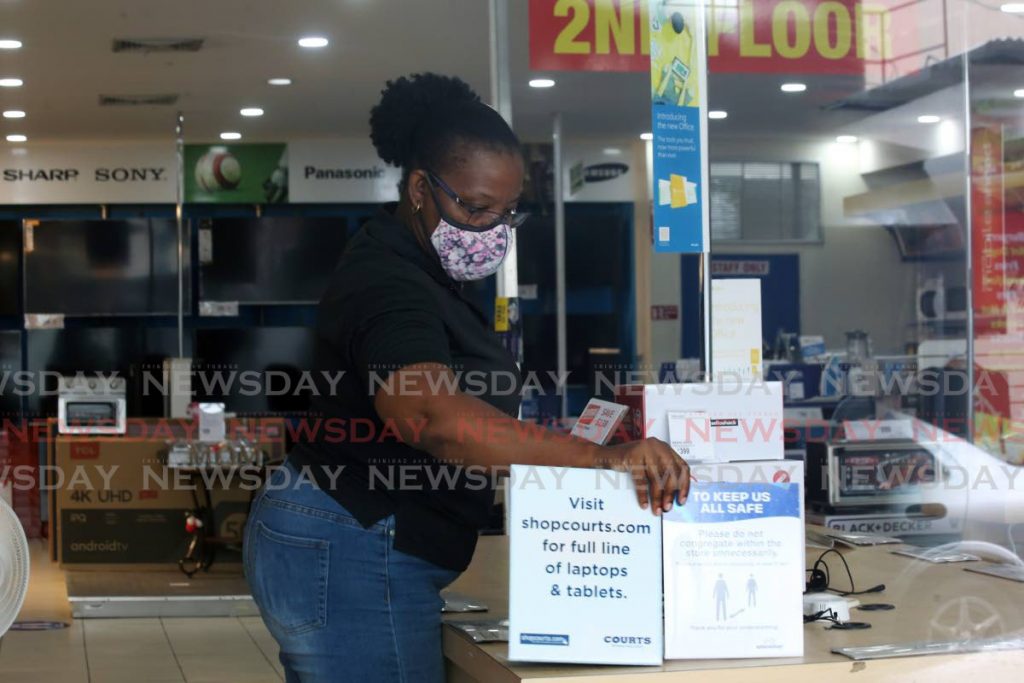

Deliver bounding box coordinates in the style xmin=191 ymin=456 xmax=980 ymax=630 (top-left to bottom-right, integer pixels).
xmin=806 ymin=439 xmax=942 ymax=508
xmin=56 ymin=375 xmax=127 ymax=435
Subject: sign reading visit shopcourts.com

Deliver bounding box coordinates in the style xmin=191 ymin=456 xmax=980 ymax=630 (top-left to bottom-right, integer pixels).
xmin=509 ymin=465 xmax=663 ymax=665
xmin=529 ymin=0 xmax=905 ymax=74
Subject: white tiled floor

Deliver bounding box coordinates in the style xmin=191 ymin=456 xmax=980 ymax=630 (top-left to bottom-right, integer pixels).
xmin=0 ymin=541 xmax=284 ymax=683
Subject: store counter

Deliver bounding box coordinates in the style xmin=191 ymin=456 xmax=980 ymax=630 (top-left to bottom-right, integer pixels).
xmin=442 ymin=532 xmax=1024 ymax=682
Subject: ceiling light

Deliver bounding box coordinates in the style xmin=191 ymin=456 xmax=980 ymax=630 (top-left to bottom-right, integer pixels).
xmin=780 ymin=83 xmax=807 ymax=93
xmin=1014 ymin=89 xmax=1024 ymax=98
xmin=0 ymin=78 xmax=23 ymax=88
xmin=268 ymin=78 xmax=292 ymax=86
xmin=708 ymin=110 xmax=728 ymax=119
xmin=298 ymin=36 xmax=329 ymax=48
xmin=640 ymin=132 xmax=653 ymax=141
xmin=6 ymin=134 xmax=26 ymax=142
xmin=836 ymin=135 xmax=858 ymax=143
xmin=529 ymin=78 xmax=555 ymax=88
xmin=603 ymin=147 xmax=622 ymax=155
xmin=1000 ymin=3 xmax=1024 ymax=12
xmin=0 ymin=40 xmax=22 ymax=50
xmin=220 ymin=131 xmax=242 ymax=140
xmin=917 ymin=115 xmax=941 ymax=124
xmin=3 ymin=110 xmax=25 ymax=119
xmin=240 ymin=107 xmax=264 ymax=117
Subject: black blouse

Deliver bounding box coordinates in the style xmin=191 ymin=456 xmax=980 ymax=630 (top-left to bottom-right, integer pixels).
xmin=290 ymin=206 xmax=522 ymax=571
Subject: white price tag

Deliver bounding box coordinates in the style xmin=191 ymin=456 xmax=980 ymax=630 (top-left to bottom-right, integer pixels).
xmin=666 ymin=409 xmax=717 ymax=463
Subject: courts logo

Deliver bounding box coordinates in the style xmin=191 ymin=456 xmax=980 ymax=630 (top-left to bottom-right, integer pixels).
xmin=604 ymin=634 xmax=653 ymax=647
xmin=520 ymin=633 xmax=570 ymax=646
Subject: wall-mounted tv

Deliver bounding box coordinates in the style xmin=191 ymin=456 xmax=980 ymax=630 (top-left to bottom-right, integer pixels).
xmin=193 ymin=327 xmax=315 ymax=415
xmin=199 ymin=217 xmax=349 ymax=304
xmin=24 ymin=219 xmax=189 ymax=315
xmin=0 ymin=221 xmax=20 ymax=316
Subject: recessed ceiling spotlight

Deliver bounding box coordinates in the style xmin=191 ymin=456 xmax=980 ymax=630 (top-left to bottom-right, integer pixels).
xmin=529 ymin=78 xmax=555 ymax=88
xmin=780 ymin=83 xmax=807 ymax=93
xmin=268 ymin=78 xmax=292 ymax=86
xmin=240 ymin=107 xmax=264 ymax=117
xmin=917 ymin=115 xmax=941 ymax=124
xmin=6 ymin=134 xmax=26 ymax=142
xmin=298 ymin=36 xmax=329 ymax=48
xmin=3 ymin=110 xmax=25 ymax=119
xmin=0 ymin=40 xmax=22 ymax=50
xmin=220 ymin=131 xmax=242 ymax=140
xmin=708 ymin=110 xmax=728 ymax=119
xmin=603 ymin=147 xmax=622 ymax=155
xmin=1000 ymin=3 xmax=1024 ymax=12
xmin=836 ymin=135 xmax=858 ymax=143
xmin=0 ymin=78 xmax=23 ymax=88
xmin=1014 ymin=89 xmax=1024 ymax=98
xmin=640 ymin=132 xmax=653 ymax=141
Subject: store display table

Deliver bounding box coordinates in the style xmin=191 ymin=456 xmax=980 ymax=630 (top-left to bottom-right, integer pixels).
xmin=443 ymin=531 xmax=1024 ymax=682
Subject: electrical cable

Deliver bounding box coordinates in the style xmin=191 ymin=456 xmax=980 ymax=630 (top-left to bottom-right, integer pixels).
xmin=810 ymin=549 xmax=886 ymax=597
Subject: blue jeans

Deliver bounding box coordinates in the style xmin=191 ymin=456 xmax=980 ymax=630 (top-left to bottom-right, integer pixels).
xmin=244 ymin=460 xmax=460 ymax=683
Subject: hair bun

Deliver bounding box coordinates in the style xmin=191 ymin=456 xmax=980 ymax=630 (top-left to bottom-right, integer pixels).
xmin=370 ymin=73 xmax=481 ymax=167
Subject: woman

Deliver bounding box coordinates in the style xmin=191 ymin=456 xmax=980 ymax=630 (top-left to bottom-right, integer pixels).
xmin=244 ymin=73 xmax=689 ymax=683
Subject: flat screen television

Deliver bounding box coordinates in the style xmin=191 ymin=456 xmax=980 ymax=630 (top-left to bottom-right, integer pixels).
xmin=24 ymin=219 xmax=188 ymax=315
xmin=25 ymin=326 xmax=186 ymax=416
xmin=193 ymin=327 xmax=315 ymax=414
xmin=0 ymin=221 xmax=20 ymax=316
xmin=199 ymin=217 xmax=349 ymax=304
xmin=0 ymin=330 xmax=20 ymax=417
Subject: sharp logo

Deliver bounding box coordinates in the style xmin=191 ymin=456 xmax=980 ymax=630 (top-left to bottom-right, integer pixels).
xmin=583 ymin=162 xmax=628 ymax=183
xmin=1 ymin=167 xmax=168 ymax=182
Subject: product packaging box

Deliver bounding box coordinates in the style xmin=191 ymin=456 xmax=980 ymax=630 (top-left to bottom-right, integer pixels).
xmin=663 ymin=461 xmax=805 ymax=659
xmin=613 ymin=381 xmax=785 ymax=463
xmin=508 ymin=465 xmax=663 ymax=665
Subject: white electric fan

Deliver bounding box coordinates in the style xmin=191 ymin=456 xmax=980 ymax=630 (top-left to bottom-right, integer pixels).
xmin=0 ymin=497 xmax=29 ymax=638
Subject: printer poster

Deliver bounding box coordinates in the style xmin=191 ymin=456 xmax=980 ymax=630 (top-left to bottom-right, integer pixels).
xmin=649 ymin=0 xmax=709 ymax=253
xmin=508 ymin=465 xmax=663 ymax=665
xmin=664 ymin=462 xmax=804 ymax=659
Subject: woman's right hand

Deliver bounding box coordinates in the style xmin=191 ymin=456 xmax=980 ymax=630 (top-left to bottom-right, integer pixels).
xmin=599 ymin=437 xmax=691 ymax=515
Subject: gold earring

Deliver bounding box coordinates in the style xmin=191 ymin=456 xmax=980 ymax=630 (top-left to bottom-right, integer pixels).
xmin=414 ymin=203 xmax=422 ymax=214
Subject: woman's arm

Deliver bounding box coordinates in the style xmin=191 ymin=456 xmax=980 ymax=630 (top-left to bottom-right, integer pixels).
xmin=373 ymin=363 xmax=690 ymax=514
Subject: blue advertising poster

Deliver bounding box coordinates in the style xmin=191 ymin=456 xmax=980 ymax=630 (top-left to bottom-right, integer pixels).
xmin=649 ymin=1 xmax=709 ymax=254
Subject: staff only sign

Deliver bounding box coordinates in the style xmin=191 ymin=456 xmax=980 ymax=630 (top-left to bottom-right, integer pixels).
xmin=529 ymin=0 xmax=901 ymax=74
xmin=0 ymin=143 xmax=176 ymax=204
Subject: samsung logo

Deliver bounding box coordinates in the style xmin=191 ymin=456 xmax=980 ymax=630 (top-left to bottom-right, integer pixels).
xmin=583 ymin=162 xmax=628 ymax=183
xmin=604 ymin=635 xmax=652 ymax=646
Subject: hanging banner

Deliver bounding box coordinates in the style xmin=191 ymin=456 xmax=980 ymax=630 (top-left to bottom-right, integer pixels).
xmin=649 ymin=0 xmax=709 ymax=253
xmin=184 ymin=143 xmax=288 ymax=204
xmin=529 ymin=0 xmax=897 ymax=75
xmin=288 ymin=140 xmax=401 ymax=203
xmin=970 ymin=124 xmax=1007 ymax=338
xmin=0 ymin=143 xmax=176 ymax=204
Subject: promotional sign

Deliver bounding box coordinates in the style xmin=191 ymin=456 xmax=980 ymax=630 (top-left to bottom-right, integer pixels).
xmin=970 ymin=124 xmax=1007 ymax=338
xmin=614 ymin=381 xmax=785 ymax=462
xmin=0 ymin=143 xmax=176 ymax=204
xmin=509 ymin=465 xmax=663 ymax=665
xmin=663 ymin=461 xmax=804 ymax=659
xmin=530 ymin=0 xmax=899 ymax=75
xmin=711 ymin=278 xmax=763 ymax=380
xmin=288 ymin=140 xmax=401 ymax=203
xmin=571 ymin=398 xmax=629 ymax=444
xmin=650 ymin=1 xmax=709 ymax=253
xmin=184 ymin=143 xmax=288 ymax=204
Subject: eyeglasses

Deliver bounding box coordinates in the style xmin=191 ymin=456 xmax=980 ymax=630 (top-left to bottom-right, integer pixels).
xmin=426 ymin=170 xmax=529 ymax=231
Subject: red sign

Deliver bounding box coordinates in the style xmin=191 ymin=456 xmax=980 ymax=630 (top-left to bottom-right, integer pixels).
xmin=651 ymin=304 xmax=679 ymax=320
xmin=529 ymin=0 xmax=896 ymax=74
xmin=971 ymin=124 xmax=1006 ymax=338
